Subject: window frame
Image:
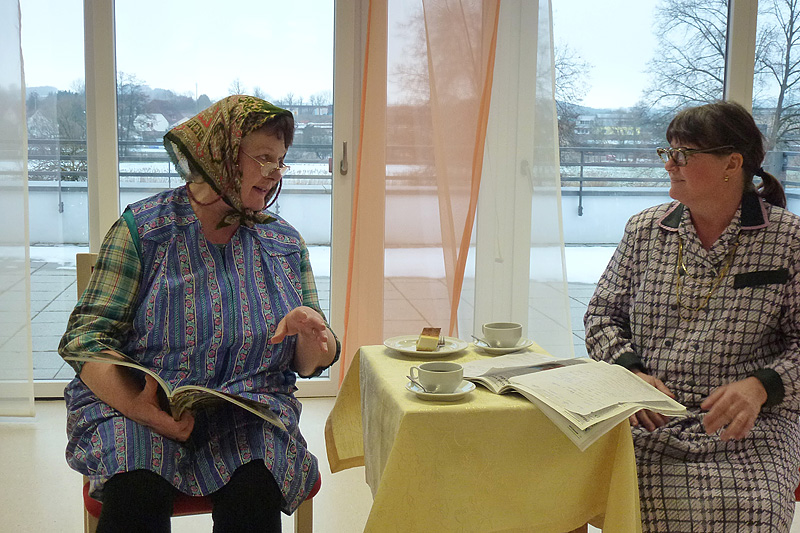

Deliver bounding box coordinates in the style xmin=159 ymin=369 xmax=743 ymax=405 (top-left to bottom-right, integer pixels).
xmin=34 ymin=0 xmax=366 ymax=398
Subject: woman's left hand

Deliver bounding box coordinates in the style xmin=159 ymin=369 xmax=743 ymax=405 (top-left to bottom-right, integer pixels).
xmin=701 ymin=377 xmax=767 ymax=440
xmin=271 ymin=306 xmax=336 ymax=376
xmin=271 ymin=306 xmax=330 ymax=353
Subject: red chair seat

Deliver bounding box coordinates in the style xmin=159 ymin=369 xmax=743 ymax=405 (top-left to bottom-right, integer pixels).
xmin=795 ymin=473 xmax=800 ymax=502
xmin=83 ymin=474 xmax=321 ymax=519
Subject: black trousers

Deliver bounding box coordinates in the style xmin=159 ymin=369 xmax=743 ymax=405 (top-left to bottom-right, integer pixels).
xmin=96 ymin=461 xmax=283 ymax=533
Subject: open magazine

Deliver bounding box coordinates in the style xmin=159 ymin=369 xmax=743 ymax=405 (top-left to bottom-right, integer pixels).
xmin=64 ymin=351 xmax=286 ymax=431
xmin=461 ymin=352 xmax=687 ymax=451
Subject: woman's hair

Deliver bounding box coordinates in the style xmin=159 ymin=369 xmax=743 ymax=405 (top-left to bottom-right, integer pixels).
xmin=666 ymin=100 xmax=786 ymax=208
xmin=248 ymin=112 xmax=295 ymax=148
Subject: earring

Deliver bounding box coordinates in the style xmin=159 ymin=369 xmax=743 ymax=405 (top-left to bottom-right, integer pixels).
xmin=724 ymin=175 xmax=729 ymax=182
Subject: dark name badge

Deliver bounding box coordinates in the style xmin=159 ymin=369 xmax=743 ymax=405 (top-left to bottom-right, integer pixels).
xmin=733 ymin=269 xmax=789 ymax=289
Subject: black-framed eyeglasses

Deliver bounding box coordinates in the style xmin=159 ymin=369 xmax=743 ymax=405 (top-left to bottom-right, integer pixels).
xmin=241 ymin=151 xmax=291 ymax=177
xmin=656 ymin=145 xmax=735 ymax=167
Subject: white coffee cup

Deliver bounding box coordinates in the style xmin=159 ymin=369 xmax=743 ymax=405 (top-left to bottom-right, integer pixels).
xmin=408 ymin=362 xmax=463 ymax=394
xmin=482 ymin=322 xmax=523 ymax=348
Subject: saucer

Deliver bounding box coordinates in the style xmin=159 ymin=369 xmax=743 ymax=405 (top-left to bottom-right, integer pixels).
xmin=405 ymin=380 xmax=476 ymax=401
xmin=384 ymin=335 xmax=469 ymax=357
xmin=472 ymin=338 xmax=534 ymax=355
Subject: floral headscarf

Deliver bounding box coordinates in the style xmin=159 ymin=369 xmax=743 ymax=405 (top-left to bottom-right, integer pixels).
xmin=163 ymin=94 xmax=294 ymax=228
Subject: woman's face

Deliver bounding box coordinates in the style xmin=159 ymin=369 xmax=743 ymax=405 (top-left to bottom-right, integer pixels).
xmin=237 ymin=128 xmax=287 ymax=212
xmin=665 ymin=142 xmax=734 ymax=208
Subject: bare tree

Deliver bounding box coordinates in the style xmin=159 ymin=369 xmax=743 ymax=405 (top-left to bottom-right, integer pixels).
xmin=554 ymin=43 xmax=592 ymax=146
xmin=25 ymin=89 xmax=88 ymax=181
xmin=57 ymin=90 xmax=88 ymax=141
xmin=641 ymin=0 xmax=800 ymax=176
xmin=117 ymin=72 xmax=150 ymax=149
xmin=642 ymin=0 xmax=728 ymax=116
xmin=276 ymin=93 xmax=301 ymax=106
xmin=229 ymin=78 xmax=246 ymax=95
xmin=309 ymin=90 xmax=333 ymax=106
xmin=758 ymin=0 xmax=800 ymax=156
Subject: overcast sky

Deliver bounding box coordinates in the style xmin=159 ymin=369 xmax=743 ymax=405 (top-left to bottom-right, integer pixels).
xmin=20 ymin=0 xmax=334 ymax=102
xmin=20 ymin=0 xmax=657 ymax=109
xmin=551 ymin=0 xmax=658 ymax=109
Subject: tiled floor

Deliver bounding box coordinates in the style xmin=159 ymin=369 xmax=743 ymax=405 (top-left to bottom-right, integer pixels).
xmin=30 ymin=257 xmax=83 ymax=381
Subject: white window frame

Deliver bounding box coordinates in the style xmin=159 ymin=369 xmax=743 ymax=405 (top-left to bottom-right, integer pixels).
xmin=34 ymin=0 xmax=365 ymax=398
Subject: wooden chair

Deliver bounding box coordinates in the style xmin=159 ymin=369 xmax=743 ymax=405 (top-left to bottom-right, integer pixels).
xmin=75 ymin=253 xmax=318 ymax=532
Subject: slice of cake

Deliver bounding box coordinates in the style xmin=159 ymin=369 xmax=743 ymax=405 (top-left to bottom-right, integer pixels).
xmin=416 ymin=327 xmax=441 ymax=351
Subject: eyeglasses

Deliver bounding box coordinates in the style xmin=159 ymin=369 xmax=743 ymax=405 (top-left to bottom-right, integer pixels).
xmin=656 ymin=145 xmax=734 ymax=167
xmin=241 ymin=151 xmax=291 ymax=177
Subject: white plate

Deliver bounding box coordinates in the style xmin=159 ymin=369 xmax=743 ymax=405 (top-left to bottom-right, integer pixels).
xmin=405 ymin=380 xmax=476 ymax=401
xmin=472 ymin=338 xmax=535 ymax=355
xmin=384 ymin=335 xmax=469 ymax=357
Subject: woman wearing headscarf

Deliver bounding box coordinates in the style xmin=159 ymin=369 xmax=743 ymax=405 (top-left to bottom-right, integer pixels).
xmin=59 ymin=95 xmax=338 ymax=532
xmin=585 ymin=101 xmax=800 ymax=532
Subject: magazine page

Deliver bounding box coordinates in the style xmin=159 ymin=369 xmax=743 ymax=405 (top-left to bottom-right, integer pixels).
xmin=517 ymin=391 xmax=620 ymax=451
xmin=462 ymin=353 xmax=590 ymax=393
xmin=66 ymin=352 xmax=288 ymax=431
xmin=64 ymin=352 xmax=171 ymax=393
xmin=509 ymin=361 xmax=687 ymax=418
xmin=461 ymin=352 xmax=564 ymax=378
xmin=171 ymin=388 xmax=287 ymax=431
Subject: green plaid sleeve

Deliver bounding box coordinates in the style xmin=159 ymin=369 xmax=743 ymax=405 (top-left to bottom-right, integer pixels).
xmin=59 ymin=217 xmax=142 ymax=373
xmin=299 ymin=238 xmax=341 ymax=375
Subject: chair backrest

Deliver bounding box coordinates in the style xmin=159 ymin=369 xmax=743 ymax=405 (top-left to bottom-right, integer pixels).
xmin=76 ymin=253 xmax=99 ymax=298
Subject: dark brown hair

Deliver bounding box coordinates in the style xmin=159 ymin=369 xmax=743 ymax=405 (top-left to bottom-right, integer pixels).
xmin=666 ymin=101 xmax=786 ymax=208
xmin=254 ymin=113 xmax=295 ymax=149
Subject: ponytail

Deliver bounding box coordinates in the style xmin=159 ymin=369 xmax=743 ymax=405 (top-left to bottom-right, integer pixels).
xmin=755 ymin=167 xmax=787 ymax=208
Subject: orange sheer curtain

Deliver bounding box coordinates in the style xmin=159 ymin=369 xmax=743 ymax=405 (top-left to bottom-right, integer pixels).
xmin=341 ymin=0 xmax=500 ymax=380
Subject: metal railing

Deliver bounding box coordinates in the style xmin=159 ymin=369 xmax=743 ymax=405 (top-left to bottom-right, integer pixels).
xmin=26 ymin=139 xmax=335 ymax=212
xmin=27 ymin=139 xmax=800 ymax=192
xmin=559 ymin=146 xmax=800 ymax=215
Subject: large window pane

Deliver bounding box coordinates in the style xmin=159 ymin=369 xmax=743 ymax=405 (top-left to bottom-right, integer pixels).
xmin=114 ymin=1 xmax=334 ymax=319
xmin=552 ymin=0 xmax=727 ymax=354
xmin=21 ymin=0 xmax=88 ymax=381
xmin=754 ymin=0 xmax=800 ymax=214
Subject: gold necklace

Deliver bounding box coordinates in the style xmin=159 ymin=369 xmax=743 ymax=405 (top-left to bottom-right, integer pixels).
xmin=675 ymin=235 xmax=738 ymax=321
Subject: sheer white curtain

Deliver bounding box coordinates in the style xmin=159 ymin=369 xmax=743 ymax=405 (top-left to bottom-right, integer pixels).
xmin=472 ymin=0 xmax=573 ymax=358
xmin=0 ymin=0 xmax=34 ymax=416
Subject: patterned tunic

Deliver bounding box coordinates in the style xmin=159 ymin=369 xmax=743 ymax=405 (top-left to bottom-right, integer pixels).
xmin=59 ymin=186 xmax=337 ymax=514
xmin=585 ymin=192 xmax=800 ymax=532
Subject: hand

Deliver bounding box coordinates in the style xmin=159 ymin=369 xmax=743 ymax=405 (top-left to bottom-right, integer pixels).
xmin=124 ymin=375 xmax=195 ymax=442
xmin=271 ymin=306 xmax=330 ymax=354
xmin=701 ymin=377 xmax=767 ymax=440
xmin=629 ymin=371 xmax=676 ymax=431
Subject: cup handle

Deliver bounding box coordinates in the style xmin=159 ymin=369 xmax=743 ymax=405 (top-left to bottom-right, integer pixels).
xmin=409 ymin=366 xmax=420 ymax=381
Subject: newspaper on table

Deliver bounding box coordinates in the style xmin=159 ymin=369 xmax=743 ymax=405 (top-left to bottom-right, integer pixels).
xmin=462 ymin=352 xmax=686 ymax=451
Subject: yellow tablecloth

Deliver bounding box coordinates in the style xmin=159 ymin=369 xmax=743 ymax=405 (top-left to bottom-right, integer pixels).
xmin=325 ymin=344 xmax=642 ymax=532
